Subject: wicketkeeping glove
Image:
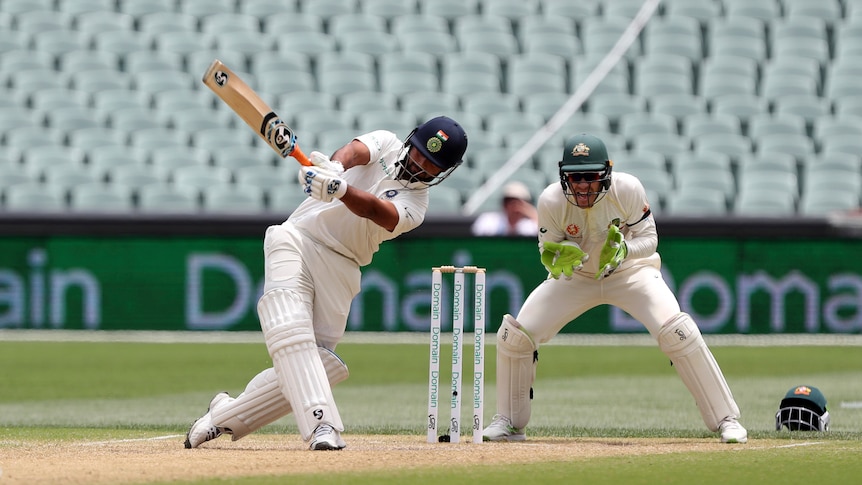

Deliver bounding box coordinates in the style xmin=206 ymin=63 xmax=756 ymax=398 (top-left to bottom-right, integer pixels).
xmin=298 ymin=166 xmax=347 ymax=203
xmin=539 ymin=241 xmax=588 ymax=280
xmin=595 ymin=223 xmax=628 ymax=279
xmin=309 ymin=150 xmax=344 ymax=175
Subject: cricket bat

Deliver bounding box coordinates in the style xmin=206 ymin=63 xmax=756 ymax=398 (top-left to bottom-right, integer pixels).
xmin=202 ymin=59 xmax=312 ymax=166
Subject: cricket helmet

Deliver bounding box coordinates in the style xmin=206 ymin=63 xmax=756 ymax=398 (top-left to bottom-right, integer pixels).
xmin=558 ymin=133 xmax=613 ymax=207
xmin=775 ymin=385 xmax=830 ymax=432
xmin=401 ymin=116 xmax=467 ymax=186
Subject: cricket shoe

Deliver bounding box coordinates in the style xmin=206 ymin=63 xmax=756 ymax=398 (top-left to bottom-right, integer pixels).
xmin=719 ymin=417 xmax=748 ymax=444
xmin=184 ymin=392 xmax=232 ymax=449
xmin=482 ymin=414 xmax=526 ymax=442
xmin=309 ymin=423 xmax=346 ymax=450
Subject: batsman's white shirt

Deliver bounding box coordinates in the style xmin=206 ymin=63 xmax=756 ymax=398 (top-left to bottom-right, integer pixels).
xmin=264 ymin=130 xmax=429 ymax=348
xmin=288 ymin=130 xmax=429 ymax=266
xmin=523 ymin=172 xmax=681 ymax=343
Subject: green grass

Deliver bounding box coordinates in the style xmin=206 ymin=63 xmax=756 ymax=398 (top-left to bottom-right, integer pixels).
xmin=176 ymin=443 xmax=862 ymax=485
xmin=2 ymin=338 xmax=862 ymax=484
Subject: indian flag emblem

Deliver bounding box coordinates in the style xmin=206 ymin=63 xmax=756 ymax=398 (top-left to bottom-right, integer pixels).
xmin=435 ymin=130 xmax=449 ymax=141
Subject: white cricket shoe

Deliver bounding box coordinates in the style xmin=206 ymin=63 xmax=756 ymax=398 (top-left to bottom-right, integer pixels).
xmin=482 ymin=414 xmax=526 ymax=442
xmin=309 ymin=423 xmax=346 ymax=450
xmin=184 ymin=392 xmax=232 ymax=449
xmin=719 ymin=417 xmax=748 ymax=444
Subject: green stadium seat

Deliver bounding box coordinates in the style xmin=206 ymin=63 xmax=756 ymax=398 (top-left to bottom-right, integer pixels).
xmin=178 ymin=0 xmax=237 ymax=17
xmin=68 ymin=182 xmax=135 ymax=213
xmin=117 ymin=0 xmax=175 ymax=16
xmin=240 ymin=0 xmax=300 ymax=18
xmin=74 ymin=10 xmax=135 ymax=33
xmin=360 ymin=0 xmax=418 ymax=19
xmin=202 ymin=183 xmax=267 ymax=214
xmin=264 ymin=13 xmax=325 ymax=35
xmin=666 ymin=187 xmax=729 ymax=216
xmin=417 ymin=0 xmax=478 ymax=20
xmin=427 ymin=185 xmax=463 ymax=215
xmin=302 ymin=0 xmax=358 ymax=16
xmin=734 ymin=186 xmax=796 ymax=216
xmin=682 ymin=113 xmax=742 ymax=138
xmin=649 ymin=93 xmax=708 ymax=121
xmin=3 ymin=182 xmax=66 ymax=212
xmin=3 ymin=0 xmax=54 ymax=14
xmin=137 ymin=185 xmax=199 ymax=214
xmin=138 ymin=10 xmax=198 ymax=35
xmin=339 ymin=91 xmax=399 ymax=115
xmin=461 ymin=92 xmax=520 ymax=120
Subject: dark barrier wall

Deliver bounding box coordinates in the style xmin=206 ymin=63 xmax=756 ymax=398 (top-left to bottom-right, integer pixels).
xmin=1 ymin=214 xmax=860 ymax=334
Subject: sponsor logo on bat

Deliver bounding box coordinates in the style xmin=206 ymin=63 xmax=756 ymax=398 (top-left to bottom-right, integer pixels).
xmin=213 ymin=70 xmax=228 ymax=86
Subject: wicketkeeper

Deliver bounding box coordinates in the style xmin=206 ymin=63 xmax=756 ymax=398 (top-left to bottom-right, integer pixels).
xmin=184 ymin=116 xmax=468 ymax=450
xmin=483 ymin=133 xmax=748 ymax=444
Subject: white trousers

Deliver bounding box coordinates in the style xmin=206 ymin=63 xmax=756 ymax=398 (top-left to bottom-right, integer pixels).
xmin=516 ymin=262 xmax=680 ymax=343
xmin=262 ymin=222 xmax=361 ymax=350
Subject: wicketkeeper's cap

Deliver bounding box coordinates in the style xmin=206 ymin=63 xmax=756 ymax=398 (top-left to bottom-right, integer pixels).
xmin=559 ymin=133 xmax=611 ymax=173
xmin=409 ymin=116 xmax=468 ymax=170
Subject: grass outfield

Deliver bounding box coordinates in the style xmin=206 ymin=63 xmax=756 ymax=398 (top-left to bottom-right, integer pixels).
xmin=1 ymin=333 xmax=861 ymax=484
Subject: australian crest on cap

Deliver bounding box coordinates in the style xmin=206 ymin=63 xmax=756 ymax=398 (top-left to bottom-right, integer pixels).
xmin=572 ymin=142 xmax=590 ymax=157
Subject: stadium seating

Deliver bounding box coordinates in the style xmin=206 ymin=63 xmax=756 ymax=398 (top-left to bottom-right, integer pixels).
xmin=1 ymin=0 xmax=860 ymax=217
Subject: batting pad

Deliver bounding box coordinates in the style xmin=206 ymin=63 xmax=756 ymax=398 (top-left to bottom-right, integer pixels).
xmin=658 ymin=313 xmax=740 ymax=431
xmin=495 ymin=314 xmax=538 ymax=429
xmin=211 ymin=347 xmax=349 ymax=441
xmin=258 ymin=288 xmax=344 ymax=440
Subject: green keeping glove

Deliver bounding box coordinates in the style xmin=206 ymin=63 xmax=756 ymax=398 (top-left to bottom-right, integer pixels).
xmin=540 ymin=241 xmax=588 ymax=280
xmin=595 ymin=223 xmax=628 ymax=280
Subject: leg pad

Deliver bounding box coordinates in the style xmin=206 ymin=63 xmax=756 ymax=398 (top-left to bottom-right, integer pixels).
xmin=211 ymin=347 xmax=349 ymax=441
xmin=658 ymin=313 xmax=740 ymax=431
xmin=495 ymin=314 xmax=538 ymax=429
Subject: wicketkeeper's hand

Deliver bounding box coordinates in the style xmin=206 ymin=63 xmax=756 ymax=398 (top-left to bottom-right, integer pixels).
xmin=595 ymin=224 xmax=628 ymax=279
xmin=540 ymin=241 xmax=588 ymax=280
xmin=299 ymin=166 xmax=347 ymax=203
xmin=309 ymin=150 xmax=344 ymax=175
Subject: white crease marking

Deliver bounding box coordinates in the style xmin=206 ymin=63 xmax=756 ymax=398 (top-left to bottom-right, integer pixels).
xmin=80 ymin=434 xmax=184 ymax=446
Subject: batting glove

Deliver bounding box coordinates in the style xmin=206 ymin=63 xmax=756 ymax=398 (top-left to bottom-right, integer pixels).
xmin=309 ymin=150 xmax=344 ymax=175
xmin=539 ymin=241 xmax=588 ymax=280
xmin=299 ymin=166 xmax=347 ymax=203
xmin=595 ymin=223 xmax=628 ymax=280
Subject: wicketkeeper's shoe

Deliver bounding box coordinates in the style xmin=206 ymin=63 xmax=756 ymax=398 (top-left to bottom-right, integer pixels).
xmin=309 ymin=423 xmax=346 ymax=450
xmin=719 ymin=417 xmax=748 ymax=444
xmin=184 ymin=392 xmax=232 ymax=449
xmin=482 ymin=414 xmax=526 ymax=442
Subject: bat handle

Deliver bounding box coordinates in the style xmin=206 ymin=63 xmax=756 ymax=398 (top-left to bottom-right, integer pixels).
xmin=292 ymin=146 xmax=312 ymax=167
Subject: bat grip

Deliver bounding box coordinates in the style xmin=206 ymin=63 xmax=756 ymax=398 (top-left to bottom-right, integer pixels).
xmin=292 ymin=146 xmax=312 ymax=166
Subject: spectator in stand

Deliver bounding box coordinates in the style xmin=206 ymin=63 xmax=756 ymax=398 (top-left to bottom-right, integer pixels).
xmin=471 ymin=181 xmax=539 ymax=236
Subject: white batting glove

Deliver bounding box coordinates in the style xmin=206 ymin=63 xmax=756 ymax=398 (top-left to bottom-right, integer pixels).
xmin=298 ymin=166 xmax=347 ymax=203
xmin=309 ymin=150 xmax=344 ymax=175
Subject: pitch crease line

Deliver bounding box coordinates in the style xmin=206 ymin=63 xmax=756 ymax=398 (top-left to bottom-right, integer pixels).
xmin=80 ymin=434 xmax=184 ymax=446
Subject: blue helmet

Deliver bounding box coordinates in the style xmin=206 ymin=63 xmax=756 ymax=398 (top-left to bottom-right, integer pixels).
xmin=401 ymin=116 xmax=468 ymax=186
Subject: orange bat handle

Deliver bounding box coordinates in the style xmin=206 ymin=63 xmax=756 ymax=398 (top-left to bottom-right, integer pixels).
xmin=292 ymin=145 xmax=312 ymax=167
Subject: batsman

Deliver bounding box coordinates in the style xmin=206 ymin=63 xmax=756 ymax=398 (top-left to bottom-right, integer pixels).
xmin=184 ymin=116 xmax=468 ymax=451
xmin=483 ymin=133 xmax=748 ymax=444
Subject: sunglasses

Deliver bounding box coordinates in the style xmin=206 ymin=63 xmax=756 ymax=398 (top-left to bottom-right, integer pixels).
xmin=566 ymin=172 xmax=602 ymax=182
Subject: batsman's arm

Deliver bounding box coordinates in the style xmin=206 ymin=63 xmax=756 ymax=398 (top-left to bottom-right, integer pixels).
xmin=330 ymin=139 xmax=400 ymax=231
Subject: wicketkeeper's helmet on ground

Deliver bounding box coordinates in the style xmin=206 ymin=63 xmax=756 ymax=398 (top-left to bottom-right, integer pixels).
xmin=775 ymin=385 xmax=830 ymax=431
xmin=400 ymin=116 xmax=467 ymax=186
xmin=558 ymin=133 xmax=613 ymax=207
